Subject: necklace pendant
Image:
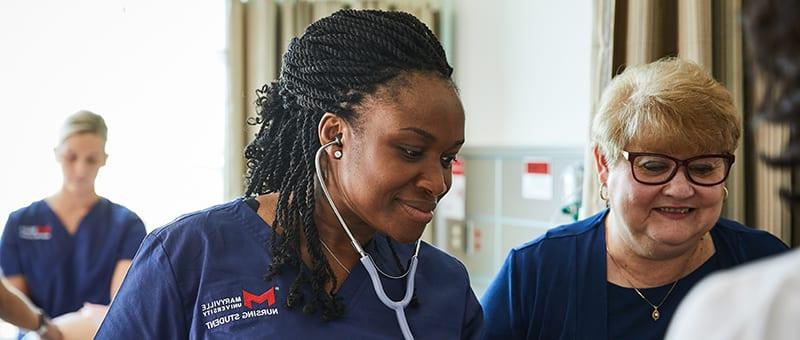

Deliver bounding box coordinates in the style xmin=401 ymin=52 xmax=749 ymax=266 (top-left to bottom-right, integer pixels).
xmin=651 ymin=308 xmax=660 ymax=321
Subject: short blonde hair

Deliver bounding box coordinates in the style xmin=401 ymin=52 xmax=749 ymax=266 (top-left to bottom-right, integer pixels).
xmin=592 ymin=58 xmax=741 ymax=164
xmin=59 ymin=110 xmax=108 ymax=144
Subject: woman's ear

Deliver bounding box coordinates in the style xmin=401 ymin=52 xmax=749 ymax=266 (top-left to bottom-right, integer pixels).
xmin=318 ymin=112 xmax=348 ymax=150
xmin=593 ymin=145 xmax=611 ymax=184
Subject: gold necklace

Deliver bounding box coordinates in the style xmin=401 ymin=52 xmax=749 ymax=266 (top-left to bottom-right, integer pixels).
xmin=606 ymin=243 xmax=699 ymax=321
xmin=320 ymin=238 xmax=351 ymax=274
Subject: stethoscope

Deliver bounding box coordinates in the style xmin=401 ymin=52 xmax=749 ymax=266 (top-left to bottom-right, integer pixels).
xmin=314 ymin=136 xmax=421 ymax=340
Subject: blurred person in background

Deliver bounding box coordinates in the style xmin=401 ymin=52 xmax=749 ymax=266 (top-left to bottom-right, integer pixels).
xmin=666 ymin=1 xmax=800 ymax=339
xmin=0 ymin=110 xmax=146 ymax=338
xmin=480 ymin=58 xmax=788 ymax=340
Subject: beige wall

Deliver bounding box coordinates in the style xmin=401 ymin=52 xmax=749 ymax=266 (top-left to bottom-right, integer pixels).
xmin=454 ymin=0 xmax=593 ymax=148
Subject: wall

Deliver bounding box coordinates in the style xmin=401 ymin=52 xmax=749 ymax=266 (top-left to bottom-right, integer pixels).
xmin=453 ymin=0 xmax=593 ymax=148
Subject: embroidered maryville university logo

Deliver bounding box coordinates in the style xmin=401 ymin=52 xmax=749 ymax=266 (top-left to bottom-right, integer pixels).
xmin=243 ymin=288 xmax=276 ymax=308
xmin=19 ymin=225 xmax=52 ymax=240
xmin=202 ymin=287 xmax=280 ymax=330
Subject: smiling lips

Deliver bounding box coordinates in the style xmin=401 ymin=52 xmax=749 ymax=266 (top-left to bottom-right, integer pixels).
xmin=398 ymin=199 xmax=437 ymax=223
xmin=655 ymin=207 xmax=694 ymax=219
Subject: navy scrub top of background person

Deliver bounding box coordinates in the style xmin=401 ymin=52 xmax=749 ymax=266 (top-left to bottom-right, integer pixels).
xmin=0 ymin=198 xmax=146 ymax=317
xmin=479 ymin=209 xmax=788 ymax=340
xmin=96 ymin=198 xmax=483 ymax=339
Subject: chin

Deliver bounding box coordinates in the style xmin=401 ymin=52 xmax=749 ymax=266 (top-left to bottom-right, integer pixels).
xmin=647 ymin=228 xmax=699 ymax=249
xmin=386 ymin=224 xmax=426 ymax=244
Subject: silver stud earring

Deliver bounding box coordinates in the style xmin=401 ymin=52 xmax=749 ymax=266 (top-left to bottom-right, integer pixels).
xmin=334 ymin=150 xmax=343 ymax=159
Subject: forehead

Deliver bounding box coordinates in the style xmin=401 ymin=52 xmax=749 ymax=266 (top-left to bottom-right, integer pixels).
xmin=626 ymin=137 xmax=719 ymax=158
xmin=357 ymin=74 xmax=464 ymax=140
xmin=60 ymin=133 xmax=106 ymax=153
xmin=625 ymin=115 xmax=732 ymax=153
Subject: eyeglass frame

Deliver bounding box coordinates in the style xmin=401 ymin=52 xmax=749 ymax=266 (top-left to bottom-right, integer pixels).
xmin=621 ymin=151 xmax=736 ymax=186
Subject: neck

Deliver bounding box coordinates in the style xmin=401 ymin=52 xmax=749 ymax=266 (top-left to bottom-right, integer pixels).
xmin=308 ymin=193 xmax=368 ymax=290
xmin=313 ymin=191 xmax=374 ymax=252
xmin=51 ymin=187 xmax=99 ymax=209
xmin=605 ymin=215 xmax=712 ymax=288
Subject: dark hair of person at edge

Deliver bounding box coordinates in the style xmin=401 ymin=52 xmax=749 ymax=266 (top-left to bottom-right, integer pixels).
xmin=743 ymin=0 xmax=800 ymax=203
xmin=242 ymin=9 xmax=455 ymax=321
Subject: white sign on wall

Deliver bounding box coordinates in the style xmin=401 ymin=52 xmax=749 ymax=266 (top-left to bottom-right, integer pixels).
xmin=521 ymin=159 xmax=553 ymax=200
xmin=438 ymin=159 xmax=465 ymax=220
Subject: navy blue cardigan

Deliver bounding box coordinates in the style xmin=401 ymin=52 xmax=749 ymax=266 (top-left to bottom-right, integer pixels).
xmin=480 ymin=210 xmax=788 ymax=340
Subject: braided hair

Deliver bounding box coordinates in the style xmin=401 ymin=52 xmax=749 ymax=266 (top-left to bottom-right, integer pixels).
xmin=744 ymin=0 xmax=800 ymax=202
xmin=243 ymin=9 xmax=453 ymax=321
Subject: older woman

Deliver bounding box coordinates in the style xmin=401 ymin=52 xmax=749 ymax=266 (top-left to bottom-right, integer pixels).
xmin=480 ymin=58 xmax=788 ymax=340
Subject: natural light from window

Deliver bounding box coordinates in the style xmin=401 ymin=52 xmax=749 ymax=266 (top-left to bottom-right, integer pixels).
xmin=0 ymin=0 xmax=228 ymax=237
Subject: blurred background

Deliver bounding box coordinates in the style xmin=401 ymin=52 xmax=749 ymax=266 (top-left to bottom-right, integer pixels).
xmin=0 ymin=1 xmax=796 ymax=336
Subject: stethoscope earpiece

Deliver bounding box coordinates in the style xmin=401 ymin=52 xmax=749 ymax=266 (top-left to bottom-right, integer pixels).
xmin=313 ymin=138 xmax=420 ymax=340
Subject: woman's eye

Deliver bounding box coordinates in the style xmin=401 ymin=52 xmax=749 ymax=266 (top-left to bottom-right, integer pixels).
xmin=688 ymin=164 xmax=715 ymax=176
xmin=440 ymin=155 xmax=456 ymax=168
xmin=400 ymin=147 xmax=423 ymax=160
xmin=639 ymin=161 xmax=670 ymax=173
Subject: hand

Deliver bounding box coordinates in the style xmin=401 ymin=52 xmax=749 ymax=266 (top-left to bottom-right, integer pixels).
xmin=79 ymin=302 xmax=109 ymax=318
xmin=45 ymin=302 xmax=110 ymax=340
xmin=40 ymin=324 xmax=63 ymax=340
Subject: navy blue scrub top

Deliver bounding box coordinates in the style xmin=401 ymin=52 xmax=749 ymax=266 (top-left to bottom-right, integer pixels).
xmin=0 ymin=198 xmax=146 ymax=317
xmin=96 ymin=199 xmax=483 ymax=339
xmin=479 ymin=209 xmax=788 ymax=340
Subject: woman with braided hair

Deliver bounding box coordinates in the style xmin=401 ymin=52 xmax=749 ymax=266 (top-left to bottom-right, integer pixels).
xmin=96 ymin=9 xmax=482 ymax=339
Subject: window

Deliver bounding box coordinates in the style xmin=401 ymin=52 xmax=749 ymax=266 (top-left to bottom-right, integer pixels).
xmin=0 ymin=0 xmax=228 ymax=233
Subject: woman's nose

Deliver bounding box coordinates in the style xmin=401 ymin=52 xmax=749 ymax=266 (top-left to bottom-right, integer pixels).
xmin=417 ymin=161 xmax=447 ymax=197
xmin=662 ymin=168 xmax=696 ymax=198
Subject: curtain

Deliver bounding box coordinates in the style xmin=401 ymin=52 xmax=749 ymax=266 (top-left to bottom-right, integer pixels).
xmin=225 ymin=0 xmax=450 ymax=200
xmin=582 ymin=0 xmax=792 ymax=244
xmin=579 ymin=0 xmax=615 ymax=219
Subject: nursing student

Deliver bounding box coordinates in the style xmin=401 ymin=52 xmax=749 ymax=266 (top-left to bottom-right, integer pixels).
xmin=0 ymin=110 xmax=146 ymax=338
xmin=97 ymin=9 xmax=482 ymax=339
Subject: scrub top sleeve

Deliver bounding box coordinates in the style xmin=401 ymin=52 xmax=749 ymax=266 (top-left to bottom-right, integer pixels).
xmin=479 ymin=249 xmax=520 ymax=340
xmin=0 ymin=213 xmax=23 ymax=276
xmin=118 ymin=215 xmax=147 ymax=260
xmin=461 ymin=276 xmax=484 ymax=340
xmin=96 ymin=233 xmax=187 ymax=339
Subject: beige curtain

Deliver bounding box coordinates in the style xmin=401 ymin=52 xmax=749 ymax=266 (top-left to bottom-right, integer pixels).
xmin=583 ymin=0 xmax=792 ymax=244
xmin=750 ymin=73 xmax=793 ymax=243
xmin=225 ymin=0 xmax=448 ymax=199
xmin=579 ymin=0 xmax=615 ymax=218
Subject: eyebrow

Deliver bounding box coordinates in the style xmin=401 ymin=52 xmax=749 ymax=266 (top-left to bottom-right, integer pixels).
xmin=400 ymin=127 xmax=465 ymax=147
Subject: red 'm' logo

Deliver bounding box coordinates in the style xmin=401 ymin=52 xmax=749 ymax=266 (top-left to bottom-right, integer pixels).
xmin=242 ymin=288 xmax=276 ymax=309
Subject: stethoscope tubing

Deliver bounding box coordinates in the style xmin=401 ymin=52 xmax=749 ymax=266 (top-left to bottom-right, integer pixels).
xmin=314 ymin=136 xmax=420 ymax=340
